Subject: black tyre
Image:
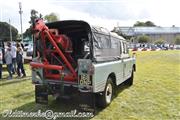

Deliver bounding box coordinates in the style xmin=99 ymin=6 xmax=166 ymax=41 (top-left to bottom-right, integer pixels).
xmin=96 ymin=77 xmax=114 ymax=108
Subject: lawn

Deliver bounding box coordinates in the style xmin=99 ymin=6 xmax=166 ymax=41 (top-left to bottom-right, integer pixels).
xmin=0 ymin=50 xmax=180 ymax=120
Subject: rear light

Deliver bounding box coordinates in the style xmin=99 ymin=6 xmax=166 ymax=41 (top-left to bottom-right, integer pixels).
xmin=88 ymin=64 xmax=94 ymax=75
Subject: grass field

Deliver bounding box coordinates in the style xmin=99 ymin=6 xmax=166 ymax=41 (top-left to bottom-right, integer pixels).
xmin=0 ymin=50 xmax=180 ymax=120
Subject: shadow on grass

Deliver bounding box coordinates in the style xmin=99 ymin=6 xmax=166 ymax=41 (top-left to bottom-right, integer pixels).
xmin=0 ymin=76 xmax=31 ymax=87
xmin=114 ymin=82 xmax=131 ymax=98
xmin=0 ymin=82 xmax=130 ymax=120
xmin=0 ymin=96 xmax=93 ymax=120
xmin=95 ymin=82 xmax=130 ymax=115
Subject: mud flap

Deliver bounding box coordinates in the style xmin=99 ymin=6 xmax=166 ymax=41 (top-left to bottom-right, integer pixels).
xmin=78 ymin=92 xmax=95 ymax=114
xmin=35 ymin=85 xmax=48 ymax=104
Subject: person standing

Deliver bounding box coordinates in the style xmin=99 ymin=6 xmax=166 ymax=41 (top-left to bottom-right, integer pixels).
xmin=4 ymin=47 xmax=13 ymax=80
xmin=0 ymin=49 xmax=3 ymax=79
xmin=7 ymin=42 xmax=17 ymax=74
xmin=16 ymin=43 xmax=26 ymax=77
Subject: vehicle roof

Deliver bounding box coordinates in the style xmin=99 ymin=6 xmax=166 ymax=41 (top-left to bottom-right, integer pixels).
xmin=92 ymin=26 xmax=125 ymax=41
xmin=46 ymin=20 xmax=125 ymax=41
xmin=46 ymin=20 xmax=91 ymax=30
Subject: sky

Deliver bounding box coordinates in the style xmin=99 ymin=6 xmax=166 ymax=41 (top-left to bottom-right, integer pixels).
xmin=0 ymin=0 xmax=180 ymax=33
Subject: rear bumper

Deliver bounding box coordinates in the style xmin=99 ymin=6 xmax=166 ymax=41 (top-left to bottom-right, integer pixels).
xmin=33 ymin=78 xmax=93 ymax=94
xmin=35 ymin=84 xmax=95 ymax=112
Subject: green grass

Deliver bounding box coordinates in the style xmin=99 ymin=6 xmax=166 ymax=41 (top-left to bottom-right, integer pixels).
xmin=0 ymin=50 xmax=180 ymax=120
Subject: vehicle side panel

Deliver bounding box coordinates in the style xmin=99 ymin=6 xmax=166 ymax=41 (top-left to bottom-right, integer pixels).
xmin=92 ymin=60 xmax=123 ymax=93
xmin=123 ymin=58 xmax=134 ymax=80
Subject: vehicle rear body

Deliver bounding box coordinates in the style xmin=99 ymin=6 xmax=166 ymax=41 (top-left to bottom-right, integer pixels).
xmin=31 ymin=20 xmax=136 ymax=109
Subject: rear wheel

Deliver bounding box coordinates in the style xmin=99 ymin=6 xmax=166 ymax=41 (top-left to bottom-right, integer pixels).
xmin=96 ymin=77 xmax=114 ymax=108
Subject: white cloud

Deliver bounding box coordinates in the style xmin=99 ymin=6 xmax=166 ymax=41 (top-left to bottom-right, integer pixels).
xmin=0 ymin=0 xmax=180 ymax=33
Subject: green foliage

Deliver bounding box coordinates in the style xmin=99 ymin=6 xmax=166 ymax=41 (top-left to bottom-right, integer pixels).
xmin=23 ymin=27 xmax=32 ymax=38
xmin=134 ymin=21 xmax=156 ymax=27
xmin=174 ymin=36 xmax=180 ymax=45
xmin=145 ymin=21 xmax=156 ymax=27
xmin=24 ymin=9 xmax=41 ymax=39
xmin=137 ymin=35 xmax=150 ymax=43
xmin=0 ymin=22 xmax=18 ymax=41
xmin=44 ymin=13 xmax=59 ymax=22
xmin=154 ymin=38 xmax=165 ymax=44
xmin=29 ymin=9 xmax=39 ymax=24
xmin=134 ymin=21 xmax=145 ymax=26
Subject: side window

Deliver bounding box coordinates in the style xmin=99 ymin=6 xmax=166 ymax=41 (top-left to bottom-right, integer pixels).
xmin=94 ymin=33 xmax=103 ymax=49
xmin=93 ymin=33 xmax=113 ymax=61
xmin=101 ymin=35 xmax=110 ymax=48
xmin=126 ymin=43 xmax=129 ymax=54
xmin=93 ymin=33 xmax=125 ymax=61
xmin=122 ymin=42 xmax=128 ymax=54
xmin=119 ymin=41 xmax=122 ymax=55
xmin=94 ymin=33 xmax=110 ymax=49
xmin=111 ymin=37 xmax=121 ymax=56
xmin=111 ymin=37 xmax=118 ymax=49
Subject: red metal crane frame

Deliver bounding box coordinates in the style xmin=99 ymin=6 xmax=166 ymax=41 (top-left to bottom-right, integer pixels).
xmin=30 ymin=19 xmax=77 ymax=81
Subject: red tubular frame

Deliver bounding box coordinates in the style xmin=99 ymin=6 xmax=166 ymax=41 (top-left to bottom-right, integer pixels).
xmin=44 ymin=30 xmax=77 ymax=78
xmin=31 ymin=19 xmax=77 ymax=82
xmin=30 ymin=62 xmax=63 ymax=70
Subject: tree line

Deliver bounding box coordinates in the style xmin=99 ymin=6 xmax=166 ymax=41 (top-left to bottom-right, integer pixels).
xmin=24 ymin=9 xmax=59 ymax=39
xmin=0 ymin=12 xmax=180 ymax=45
xmin=0 ymin=22 xmax=18 ymax=41
xmin=136 ymin=34 xmax=180 ymax=45
xmin=0 ymin=9 xmax=59 ymax=42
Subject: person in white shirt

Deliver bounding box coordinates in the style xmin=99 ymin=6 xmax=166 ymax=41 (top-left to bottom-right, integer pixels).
xmin=7 ymin=42 xmax=17 ymax=74
xmin=4 ymin=47 xmax=13 ymax=80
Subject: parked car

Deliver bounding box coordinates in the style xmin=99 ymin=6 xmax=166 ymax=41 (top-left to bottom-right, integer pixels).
xmin=161 ymin=47 xmax=168 ymax=50
xmin=174 ymin=45 xmax=180 ymax=50
xmin=26 ymin=43 xmax=33 ymax=57
xmin=24 ymin=44 xmax=29 ymax=51
xmin=132 ymin=47 xmax=138 ymax=51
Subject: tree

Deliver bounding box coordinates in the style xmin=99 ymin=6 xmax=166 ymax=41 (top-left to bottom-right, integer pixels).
xmin=174 ymin=36 xmax=180 ymax=45
xmin=23 ymin=27 xmax=32 ymax=38
xmin=137 ymin=35 xmax=150 ymax=43
xmin=133 ymin=21 xmax=146 ymax=27
xmin=23 ymin=9 xmax=41 ymax=39
xmin=145 ymin=21 xmax=156 ymax=27
xmin=44 ymin=13 xmax=59 ymax=22
xmin=154 ymin=38 xmax=165 ymax=45
xmin=133 ymin=21 xmax=156 ymax=27
xmin=0 ymin=22 xmax=18 ymax=41
xmin=29 ymin=9 xmax=39 ymax=24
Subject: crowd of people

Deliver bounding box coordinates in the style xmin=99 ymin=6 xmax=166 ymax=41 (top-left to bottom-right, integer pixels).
xmin=0 ymin=42 xmax=26 ymax=80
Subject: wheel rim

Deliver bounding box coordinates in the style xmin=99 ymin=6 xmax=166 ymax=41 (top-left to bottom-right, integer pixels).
xmin=105 ymin=83 xmax=112 ymax=104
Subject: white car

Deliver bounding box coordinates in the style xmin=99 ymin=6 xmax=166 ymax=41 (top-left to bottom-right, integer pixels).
xmin=26 ymin=44 xmax=33 ymax=56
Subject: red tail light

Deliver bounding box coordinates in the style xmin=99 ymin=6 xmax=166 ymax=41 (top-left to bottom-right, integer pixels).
xmin=88 ymin=64 xmax=94 ymax=75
